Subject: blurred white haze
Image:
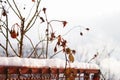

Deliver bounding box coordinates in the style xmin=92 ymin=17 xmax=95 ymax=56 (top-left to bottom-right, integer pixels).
xmin=1 ymin=0 xmax=120 ymax=79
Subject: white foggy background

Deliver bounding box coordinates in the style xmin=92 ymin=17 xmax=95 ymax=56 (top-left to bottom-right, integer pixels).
xmin=40 ymin=0 xmax=120 ymax=61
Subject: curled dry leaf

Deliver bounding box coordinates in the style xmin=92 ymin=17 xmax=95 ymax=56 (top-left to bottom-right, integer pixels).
xmin=40 ymin=17 xmax=45 ymax=23
xmin=66 ymin=48 xmax=71 ymax=54
xmin=54 ymin=46 xmax=57 ymax=53
xmin=2 ymin=10 xmax=6 ymax=16
xmin=57 ymin=35 xmax=62 ymax=45
xmin=61 ymin=40 xmax=67 ymax=47
xmin=2 ymin=11 xmax=6 ymax=16
xmin=50 ymin=32 xmax=55 ymax=41
xmin=69 ymin=54 xmax=74 ymax=62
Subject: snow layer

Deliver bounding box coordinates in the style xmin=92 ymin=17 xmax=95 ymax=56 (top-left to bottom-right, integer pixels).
xmin=0 ymin=57 xmax=99 ymax=69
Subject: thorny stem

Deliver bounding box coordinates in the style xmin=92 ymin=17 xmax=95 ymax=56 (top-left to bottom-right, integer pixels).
xmin=19 ymin=18 xmax=25 ymax=57
xmin=5 ymin=10 xmax=9 ymax=57
xmin=45 ymin=12 xmax=49 ymax=59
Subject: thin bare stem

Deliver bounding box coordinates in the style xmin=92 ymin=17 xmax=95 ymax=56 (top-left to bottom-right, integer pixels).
xmin=28 ymin=39 xmax=45 ymax=58
xmin=6 ymin=0 xmax=21 ymax=19
xmin=0 ymin=28 xmax=19 ymax=56
xmin=0 ymin=43 xmax=6 ymax=50
xmin=25 ymin=0 xmax=41 ymax=31
xmin=25 ymin=11 xmax=40 ymax=32
xmin=50 ymin=50 xmax=63 ymax=59
xmin=49 ymin=20 xmax=64 ymax=32
xmin=49 ymin=23 xmax=53 ymax=32
xmin=49 ymin=20 xmax=63 ymax=23
xmin=25 ymin=34 xmax=37 ymax=57
xmin=19 ymin=18 xmax=25 ymax=57
xmin=5 ymin=10 xmax=9 ymax=57
xmin=13 ymin=0 xmax=22 ymax=19
xmin=62 ymin=26 xmax=80 ymax=36
xmin=62 ymin=25 xmax=87 ymax=36
xmin=45 ymin=12 xmax=49 ymax=59
xmin=8 ymin=40 xmax=19 ymax=56
xmin=25 ymin=3 xmax=35 ymax=21
xmin=25 ymin=35 xmax=35 ymax=49
xmin=0 ymin=19 xmax=7 ymax=28
xmin=64 ymin=52 xmax=68 ymax=79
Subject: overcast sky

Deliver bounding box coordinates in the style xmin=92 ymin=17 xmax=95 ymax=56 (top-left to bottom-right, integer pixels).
xmin=39 ymin=0 xmax=120 ymax=59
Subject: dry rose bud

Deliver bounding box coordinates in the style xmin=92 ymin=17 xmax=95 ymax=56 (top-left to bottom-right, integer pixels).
xmin=43 ymin=8 xmax=46 ymax=13
xmin=51 ymin=32 xmax=55 ymax=38
xmin=80 ymin=32 xmax=83 ymax=36
xmin=72 ymin=50 xmax=76 ymax=54
xmin=2 ymin=10 xmax=6 ymax=16
xmin=86 ymin=28 xmax=90 ymax=31
xmin=46 ymin=29 xmax=48 ymax=32
xmin=62 ymin=21 xmax=67 ymax=27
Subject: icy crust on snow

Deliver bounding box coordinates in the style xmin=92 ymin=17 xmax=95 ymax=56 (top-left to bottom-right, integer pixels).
xmin=0 ymin=57 xmax=99 ymax=69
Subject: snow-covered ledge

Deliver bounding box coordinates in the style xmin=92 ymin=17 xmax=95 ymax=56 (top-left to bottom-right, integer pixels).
xmin=0 ymin=57 xmax=99 ymax=70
